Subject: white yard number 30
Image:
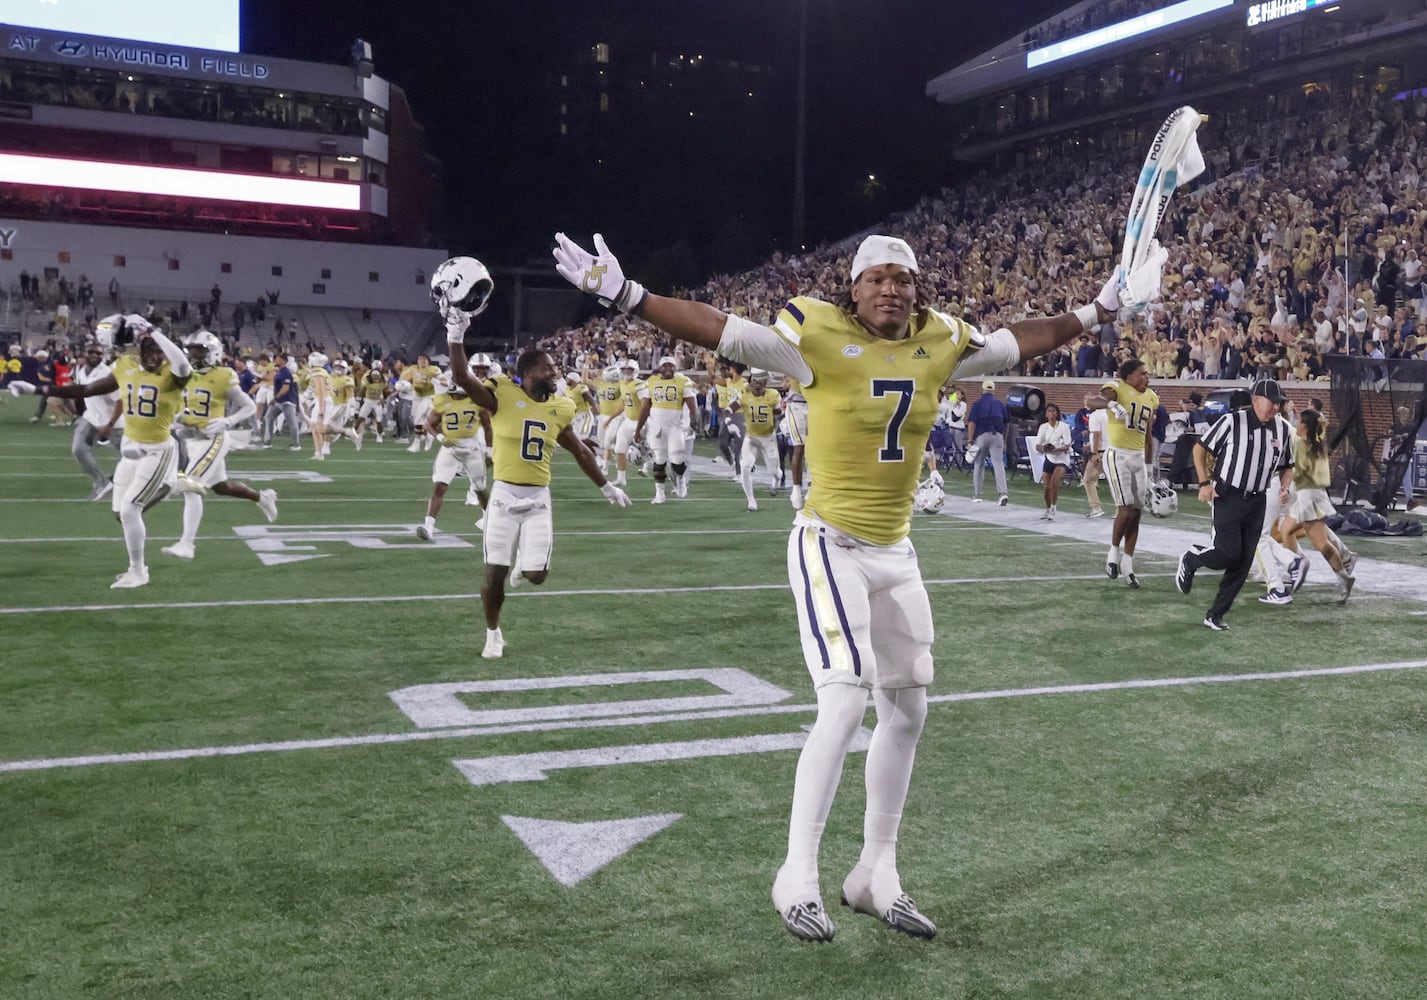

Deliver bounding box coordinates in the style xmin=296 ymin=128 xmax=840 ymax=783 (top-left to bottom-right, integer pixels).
xmin=871 ymin=379 xmax=914 ymax=462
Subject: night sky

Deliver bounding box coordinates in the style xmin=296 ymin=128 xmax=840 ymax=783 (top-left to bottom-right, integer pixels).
xmin=243 ymin=1 xmax=1074 ymax=278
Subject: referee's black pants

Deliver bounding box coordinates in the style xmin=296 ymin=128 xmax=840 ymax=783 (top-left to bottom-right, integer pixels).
xmin=1190 ymin=487 xmax=1266 ymax=621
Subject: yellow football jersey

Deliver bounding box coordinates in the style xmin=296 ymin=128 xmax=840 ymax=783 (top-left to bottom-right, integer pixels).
xmin=113 ymin=355 xmax=184 ymax=444
xmin=568 ymin=382 xmax=592 ymax=415
xmin=774 ymin=296 xmax=982 ymax=544
xmin=179 ymin=366 xmax=238 ymax=430
xmin=619 ymin=378 xmax=646 ymax=420
xmin=596 ymin=378 xmax=623 ymax=417
xmin=433 ymin=392 xmax=485 ymax=443
xmin=360 ymin=374 xmax=387 ymax=400
xmin=740 ymin=387 xmax=782 ymax=437
xmin=489 ymin=375 xmax=576 ymax=486
xmin=330 ymin=373 xmax=355 ymax=405
xmin=1101 ymin=379 xmax=1160 ymax=451
xmin=410 ymin=364 xmax=441 ymax=397
xmin=645 ymin=373 xmax=694 ymax=412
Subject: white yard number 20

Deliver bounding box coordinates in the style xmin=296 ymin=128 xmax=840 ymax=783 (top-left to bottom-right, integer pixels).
xmin=871 ymin=379 xmax=914 ymax=462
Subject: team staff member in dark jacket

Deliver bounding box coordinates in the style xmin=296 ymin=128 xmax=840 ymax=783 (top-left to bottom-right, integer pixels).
xmin=1174 ymin=379 xmax=1295 ymax=630
xmin=966 ymin=380 xmax=1009 ymax=506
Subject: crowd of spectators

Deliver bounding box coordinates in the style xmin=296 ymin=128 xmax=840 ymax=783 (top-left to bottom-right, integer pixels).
xmin=543 ymin=89 xmax=1427 ymax=384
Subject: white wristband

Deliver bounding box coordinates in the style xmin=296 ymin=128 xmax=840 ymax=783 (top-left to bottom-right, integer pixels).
xmin=1073 ymin=304 xmax=1100 ymax=333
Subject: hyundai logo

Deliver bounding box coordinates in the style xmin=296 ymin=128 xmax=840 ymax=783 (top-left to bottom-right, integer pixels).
xmin=52 ymin=40 xmax=88 ymax=58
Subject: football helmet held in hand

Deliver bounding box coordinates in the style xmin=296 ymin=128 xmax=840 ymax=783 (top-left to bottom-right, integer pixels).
xmin=1148 ymin=479 xmax=1178 ymax=518
xmin=431 ymin=256 xmax=494 ymax=317
xmin=913 ymin=478 xmax=946 ymax=513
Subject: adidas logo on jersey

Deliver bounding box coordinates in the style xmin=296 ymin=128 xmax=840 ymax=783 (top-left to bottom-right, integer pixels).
xmin=912 ymin=347 xmax=930 ymax=359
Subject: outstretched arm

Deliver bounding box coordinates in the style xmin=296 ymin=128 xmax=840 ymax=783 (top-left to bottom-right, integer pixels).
xmin=557 ymin=424 xmax=630 ymax=507
xmin=45 ymin=372 xmax=119 ymax=400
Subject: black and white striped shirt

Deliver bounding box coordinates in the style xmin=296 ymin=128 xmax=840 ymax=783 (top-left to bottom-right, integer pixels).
xmin=1201 ymin=409 xmax=1294 ymax=494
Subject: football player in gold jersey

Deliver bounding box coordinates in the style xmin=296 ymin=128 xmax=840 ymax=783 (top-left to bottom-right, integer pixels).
xmin=39 ymin=319 xmax=195 ymax=588
xmin=1093 ymin=358 xmax=1160 ymax=588
xmin=730 ymin=368 xmax=783 ymax=510
xmin=162 ymin=331 xmax=278 ymax=561
xmin=417 ymin=369 xmax=492 ymax=541
xmin=435 ymin=257 xmax=632 ymax=659
xmin=407 ymin=354 xmax=442 ymax=453
xmin=557 ymin=230 xmax=1142 ymax=942
xmin=633 ymin=355 xmax=699 ymax=503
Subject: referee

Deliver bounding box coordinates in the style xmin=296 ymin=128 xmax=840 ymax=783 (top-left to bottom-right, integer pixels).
xmin=1174 ymin=379 xmax=1295 ymax=630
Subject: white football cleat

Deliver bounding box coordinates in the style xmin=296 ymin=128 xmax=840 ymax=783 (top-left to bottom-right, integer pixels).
xmin=258 ymin=489 xmax=279 ymax=523
xmin=416 ymin=524 xmax=433 ymax=541
xmin=773 ymin=865 xmax=836 ymax=942
xmin=175 ymin=473 xmax=208 ymax=495
xmin=481 ymin=628 xmax=505 ymax=659
xmin=651 ymin=487 xmax=666 ymax=505
xmin=507 ymin=568 xmax=524 ymax=589
xmin=161 ymin=542 xmax=195 ymax=560
xmin=674 ymin=474 xmax=688 ymax=499
xmin=464 ymin=488 xmax=482 ymax=507
xmin=406 ymin=440 xmax=421 ymax=453
xmin=747 ymin=499 xmax=759 ymax=512
xmin=110 ymin=567 xmax=150 ymax=590
xmin=840 ymin=864 xmax=936 ymax=940
xmin=790 ymin=484 xmax=803 ymax=510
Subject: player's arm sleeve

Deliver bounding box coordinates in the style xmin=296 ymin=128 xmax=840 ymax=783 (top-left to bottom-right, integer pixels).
xmin=717 ymin=315 xmax=812 ymax=384
xmin=225 ymin=385 xmax=257 ymax=424
xmin=948 ymin=328 xmax=1020 ymax=379
xmin=149 ymin=330 xmax=192 ymax=379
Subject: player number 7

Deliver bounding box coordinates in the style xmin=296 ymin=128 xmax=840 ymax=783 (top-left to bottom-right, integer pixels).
xmin=871 ymin=379 xmax=915 ymax=463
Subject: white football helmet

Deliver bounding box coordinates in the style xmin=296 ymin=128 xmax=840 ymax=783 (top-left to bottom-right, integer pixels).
xmin=627 ymin=441 xmax=645 ymax=466
xmin=469 ymin=352 xmax=493 ymax=368
xmin=307 ymin=352 xmax=328 ymax=369
xmin=332 ymin=359 xmax=350 ymax=374
xmin=566 ymin=371 xmax=582 ymax=384
xmin=431 ymin=256 xmax=494 ymax=317
xmin=94 ymin=313 xmax=152 ymax=349
xmin=619 ymin=360 xmax=638 ymax=380
xmin=488 ymin=362 xmax=503 ymax=377
xmin=1148 ymin=479 xmax=1178 ymax=518
xmin=964 ymin=443 xmax=981 ymax=465
xmin=913 ymin=479 xmax=946 ymax=513
xmin=602 ymin=365 xmax=621 ymax=382
xmin=183 ymin=330 xmax=223 ymax=370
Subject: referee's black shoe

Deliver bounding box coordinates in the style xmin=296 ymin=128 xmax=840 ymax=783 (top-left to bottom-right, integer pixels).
xmin=1175 ymin=551 xmax=1197 ymax=594
xmin=1203 ymin=615 xmax=1230 ymax=631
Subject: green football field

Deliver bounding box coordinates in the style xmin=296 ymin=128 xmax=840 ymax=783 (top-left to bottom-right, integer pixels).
xmin=3 ymin=400 xmax=1427 ymax=999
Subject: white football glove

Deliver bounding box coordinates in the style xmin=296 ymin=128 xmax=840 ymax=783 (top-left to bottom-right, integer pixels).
xmin=444 ymin=306 xmax=471 ymax=345
xmin=965 ymin=443 xmax=980 ymax=464
xmin=553 ymin=233 xmax=647 ymax=313
xmin=727 ymin=420 xmax=742 ymax=438
xmin=601 ymin=482 xmax=631 ymax=507
xmin=1107 ymin=400 xmax=1130 ymax=424
xmin=204 ymin=417 xmax=230 ymax=436
xmin=1095 ymin=268 xmax=1124 ymax=315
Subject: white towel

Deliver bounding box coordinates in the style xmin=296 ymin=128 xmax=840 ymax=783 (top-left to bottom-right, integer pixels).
xmin=1117 ymin=105 xmax=1206 ymax=310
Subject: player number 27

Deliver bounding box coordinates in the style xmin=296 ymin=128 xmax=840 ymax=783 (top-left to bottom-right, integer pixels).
xmin=871 ymin=379 xmax=915 ymax=462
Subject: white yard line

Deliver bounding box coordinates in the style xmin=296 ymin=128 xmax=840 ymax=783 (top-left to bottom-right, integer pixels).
xmin=4 ymin=658 xmax=1424 ymax=775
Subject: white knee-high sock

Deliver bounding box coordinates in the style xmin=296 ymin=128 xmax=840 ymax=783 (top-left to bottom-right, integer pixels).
xmin=776 ymin=685 xmax=869 ymax=897
xmin=180 ymin=492 xmax=204 ymax=547
xmin=858 ymin=687 xmax=928 ymax=884
xmin=741 ymin=464 xmax=755 ymax=504
xmin=119 ymin=505 xmax=147 ymax=570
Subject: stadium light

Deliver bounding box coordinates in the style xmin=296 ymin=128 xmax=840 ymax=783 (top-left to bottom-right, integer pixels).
xmin=1027 ymin=0 xmax=1233 ymax=69
xmin=0 ymin=153 xmax=362 ymax=211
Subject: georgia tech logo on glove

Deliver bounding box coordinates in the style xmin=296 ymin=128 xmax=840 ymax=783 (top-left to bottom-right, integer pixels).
xmin=583 ymin=263 xmax=608 ymax=294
